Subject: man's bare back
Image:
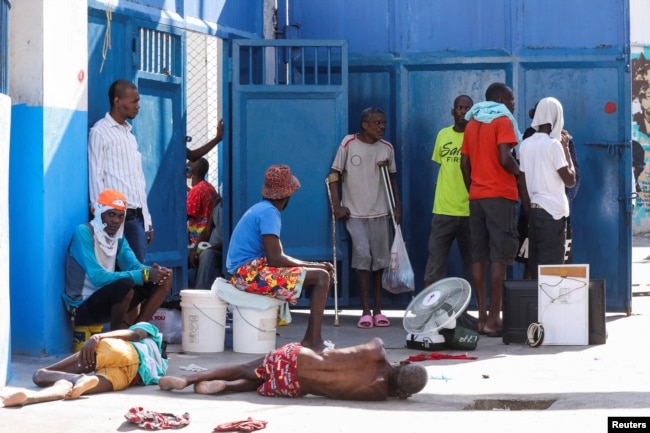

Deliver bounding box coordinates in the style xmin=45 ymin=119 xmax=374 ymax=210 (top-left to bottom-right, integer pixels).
xmin=297 ymin=337 xmax=392 ymax=401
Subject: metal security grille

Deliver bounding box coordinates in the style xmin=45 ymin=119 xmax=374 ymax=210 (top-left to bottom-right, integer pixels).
xmin=137 ymin=27 xmax=181 ymax=77
xmin=185 ymin=32 xmax=222 ymax=189
xmin=235 ymin=41 xmax=344 ymax=86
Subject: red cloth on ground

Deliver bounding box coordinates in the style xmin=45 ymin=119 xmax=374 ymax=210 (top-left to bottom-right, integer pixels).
xmin=124 ymin=406 xmax=190 ymax=430
xmin=213 ymin=417 xmax=268 ymax=432
xmin=407 ymin=353 xmax=478 ymax=362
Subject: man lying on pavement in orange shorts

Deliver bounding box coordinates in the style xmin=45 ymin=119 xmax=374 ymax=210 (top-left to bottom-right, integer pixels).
xmin=0 ymin=323 xmax=166 ymax=407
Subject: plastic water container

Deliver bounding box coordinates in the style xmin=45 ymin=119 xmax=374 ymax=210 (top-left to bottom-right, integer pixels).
xmin=232 ymin=304 xmax=279 ymax=354
xmin=180 ymin=289 xmax=228 ymax=353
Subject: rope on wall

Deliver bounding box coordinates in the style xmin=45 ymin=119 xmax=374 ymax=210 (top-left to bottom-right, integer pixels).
xmin=99 ymin=1 xmax=112 ymax=73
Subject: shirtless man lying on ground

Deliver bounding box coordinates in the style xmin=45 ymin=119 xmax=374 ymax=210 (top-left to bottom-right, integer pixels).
xmin=1 ymin=323 xmax=166 ymax=407
xmin=159 ymin=337 xmax=428 ymax=401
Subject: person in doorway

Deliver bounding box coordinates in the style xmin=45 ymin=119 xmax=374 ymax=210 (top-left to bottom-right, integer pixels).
xmin=423 ymin=95 xmax=474 ymax=288
xmin=192 ymin=198 xmax=224 ymax=289
xmin=186 ymin=157 xmax=219 ymax=247
xmin=63 ymin=189 xmax=173 ymax=330
xmin=0 ymin=323 xmax=167 ymax=407
xmin=460 ymin=82 xmax=521 ymax=337
xmin=158 ymin=337 xmax=427 ymax=401
xmin=519 ymin=97 xmax=576 ymax=278
xmin=327 ymin=107 xmax=401 ymax=329
xmin=88 ymin=80 xmax=153 ymax=263
xmin=226 ymin=165 xmax=335 ymax=353
xmin=187 ymin=119 xmax=224 ymax=162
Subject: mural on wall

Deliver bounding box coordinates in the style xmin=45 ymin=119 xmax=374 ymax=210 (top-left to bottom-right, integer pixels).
xmin=632 ymin=48 xmax=650 ymax=232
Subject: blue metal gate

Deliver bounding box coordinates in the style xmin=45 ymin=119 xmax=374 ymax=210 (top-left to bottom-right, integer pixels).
xmin=225 ymin=39 xmax=349 ymax=307
xmin=286 ymin=0 xmax=633 ymax=313
xmin=88 ymin=11 xmax=187 ymax=300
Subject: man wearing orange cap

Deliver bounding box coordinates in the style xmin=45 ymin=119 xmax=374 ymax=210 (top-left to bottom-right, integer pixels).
xmin=226 ymin=165 xmax=335 ymax=354
xmin=63 ymin=189 xmax=173 ymax=330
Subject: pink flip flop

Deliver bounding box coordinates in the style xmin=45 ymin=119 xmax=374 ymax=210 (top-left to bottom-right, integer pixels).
xmin=357 ymin=314 xmax=373 ymax=329
xmin=373 ymin=314 xmax=391 ymax=327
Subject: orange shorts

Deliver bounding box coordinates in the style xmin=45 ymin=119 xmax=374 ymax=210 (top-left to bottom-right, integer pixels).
xmin=94 ymin=338 xmax=139 ymax=391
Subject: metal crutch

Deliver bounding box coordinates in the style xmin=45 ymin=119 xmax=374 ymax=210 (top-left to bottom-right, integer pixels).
xmin=378 ymin=161 xmax=398 ymax=231
xmin=325 ymin=177 xmax=340 ymax=326
xmin=379 ymin=162 xmax=414 ymax=297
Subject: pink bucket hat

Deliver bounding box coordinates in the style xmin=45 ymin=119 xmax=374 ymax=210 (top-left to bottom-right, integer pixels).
xmin=261 ymin=165 xmax=301 ymax=200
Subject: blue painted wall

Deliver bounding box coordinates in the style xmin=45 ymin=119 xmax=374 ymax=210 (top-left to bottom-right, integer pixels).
xmin=9 ymin=105 xmax=88 ymax=355
xmin=7 ymin=0 xmax=265 ymax=357
xmin=279 ymin=0 xmax=632 ymax=311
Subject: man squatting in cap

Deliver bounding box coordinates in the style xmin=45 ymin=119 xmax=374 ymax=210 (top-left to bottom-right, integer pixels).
xmin=62 ymin=189 xmax=173 ymax=330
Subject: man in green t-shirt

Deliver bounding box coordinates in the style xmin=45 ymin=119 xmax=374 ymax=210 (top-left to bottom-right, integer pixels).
xmin=423 ymin=95 xmax=474 ymax=288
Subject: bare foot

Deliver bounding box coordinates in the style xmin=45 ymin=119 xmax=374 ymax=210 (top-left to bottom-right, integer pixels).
xmin=483 ymin=322 xmax=503 ymax=337
xmin=194 ymin=380 xmax=226 ymax=395
xmin=65 ymin=375 xmax=99 ymax=400
xmin=1 ymin=391 xmax=28 ymax=407
xmin=159 ymin=376 xmax=188 ymax=391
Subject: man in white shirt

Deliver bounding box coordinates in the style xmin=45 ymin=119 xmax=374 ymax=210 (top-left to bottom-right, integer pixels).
xmin=88 ymin=80 xmax=153 ymax=262
xmin=519 ymin=97 xmax=576 ymax=278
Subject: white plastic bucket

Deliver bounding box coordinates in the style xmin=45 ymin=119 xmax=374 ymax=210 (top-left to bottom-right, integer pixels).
xmin=180 ymin=289 xmax=227 ymax=353
xmin=232 ymin=305 xmax=279 ymax=354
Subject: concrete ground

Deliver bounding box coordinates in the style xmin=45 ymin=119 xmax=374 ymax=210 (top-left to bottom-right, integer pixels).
xmin=2 ymin=244 xmax=650 ymax=433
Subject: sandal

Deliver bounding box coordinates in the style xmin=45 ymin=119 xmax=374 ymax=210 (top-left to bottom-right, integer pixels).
xmin=357 ymin=314 xmax=373 ymax=329
xmin=373 ymin=314 xmax=391 ymax=327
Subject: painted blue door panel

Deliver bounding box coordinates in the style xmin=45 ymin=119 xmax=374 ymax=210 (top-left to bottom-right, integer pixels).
xmin=522 ymin=64 xmax=630 ymax=311
xmin=88 ymin=11 xmax=187 ymax=300
xmin=404 ymin=68 xmax=507 ymax=286
xmin=132 ymin=19 xmax=187 ymax=299
xmin=291 ymin=0 xmax=626 ymax=54
xmin=228 ymin=40 xmax=348 ymax=307
xmin=133 ymin=76 xmax=186 ymax=278
xmin=283 ymin=0 xmax=631 ymax=313
xmin=88 ymin=10 xmax=131 ymax=126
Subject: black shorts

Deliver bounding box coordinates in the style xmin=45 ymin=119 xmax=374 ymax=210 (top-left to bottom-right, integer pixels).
xmin=469 ymin=198 xmax=519 ymax=265
xmin=74 ymin=278 xmax=156 ymax=325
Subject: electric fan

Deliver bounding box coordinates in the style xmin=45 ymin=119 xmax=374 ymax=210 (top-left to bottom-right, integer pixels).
xmin=403 ymin=277 xmax=472 ymax=351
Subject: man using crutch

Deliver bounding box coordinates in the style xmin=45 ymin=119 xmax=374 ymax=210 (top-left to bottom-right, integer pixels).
xmin=327 ymin=107 xmax=402 ymax=329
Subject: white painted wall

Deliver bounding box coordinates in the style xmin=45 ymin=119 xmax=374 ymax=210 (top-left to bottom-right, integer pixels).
xmin=8 ymin=0 xmax=87 ymax=110
xmin=630 ymin=0 xmax=650 ymax=46
xmin=0 ymin=93 xmax=11 ymax=387
xmin=43 ymin=0 xmax=87 ymax=111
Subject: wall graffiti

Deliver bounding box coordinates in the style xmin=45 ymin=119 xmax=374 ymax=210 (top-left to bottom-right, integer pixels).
xmin=631 ymin=48 xmax=650 ymax=233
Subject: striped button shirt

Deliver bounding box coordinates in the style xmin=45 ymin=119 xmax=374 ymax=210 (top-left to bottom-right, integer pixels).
xmin=88 ymin=113 xmax=152 ymax=229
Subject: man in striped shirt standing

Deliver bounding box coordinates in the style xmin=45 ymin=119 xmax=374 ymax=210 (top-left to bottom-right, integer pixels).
xmin=89 ymin=80 xmax=153 ymax=262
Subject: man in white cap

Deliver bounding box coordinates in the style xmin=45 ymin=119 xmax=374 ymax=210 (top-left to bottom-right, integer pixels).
xmin=226 ymin=165 xmax=335 ymax=354
xmin=519 ymin=97 xmax=576 ymax=278
xmin=63 ymin=189 xmax=173 ymax=330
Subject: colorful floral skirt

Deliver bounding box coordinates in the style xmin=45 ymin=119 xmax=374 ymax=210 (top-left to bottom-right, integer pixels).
xmin=230 ymin=257 xmax=305 ymax=304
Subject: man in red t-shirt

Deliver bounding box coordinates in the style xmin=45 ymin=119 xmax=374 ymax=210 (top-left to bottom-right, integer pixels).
xmin=187 ymin=157 xmax=218 ymax=247
xmin=460 ymin=82 xmax=521 ymax=337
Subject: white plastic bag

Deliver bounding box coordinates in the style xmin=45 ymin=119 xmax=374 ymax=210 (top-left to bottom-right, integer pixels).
xmin=382 ymin=226 xmax=415 ymax=294
xmin=149 ymin=308 xmax=182 ymax=344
